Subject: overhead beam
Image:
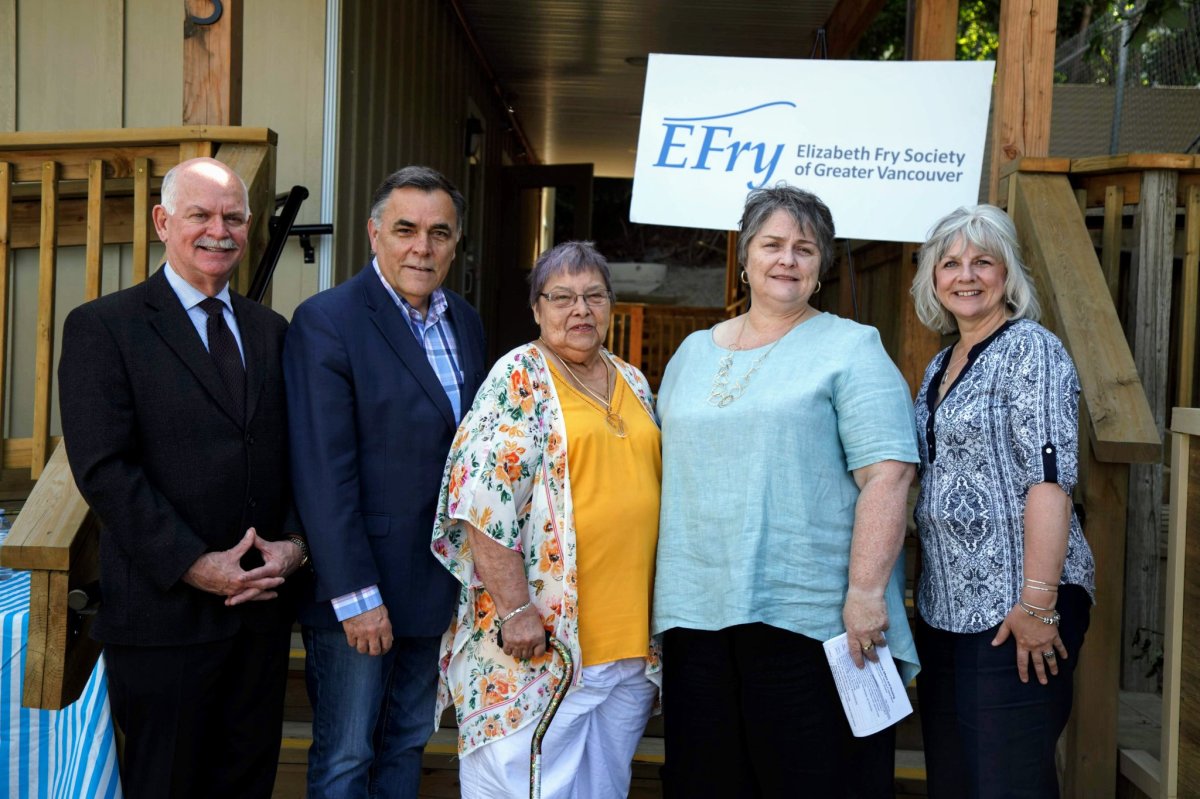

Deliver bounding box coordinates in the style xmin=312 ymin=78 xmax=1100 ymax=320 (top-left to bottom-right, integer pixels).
xmin=988 ymin=0 xmax=1057 ymax=202
xmin=824 ymin=0 xmax=890 ymax=58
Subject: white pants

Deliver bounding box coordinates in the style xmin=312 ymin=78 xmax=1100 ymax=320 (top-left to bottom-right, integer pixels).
xmin=459 ymin=657 xmax=656 ymax=799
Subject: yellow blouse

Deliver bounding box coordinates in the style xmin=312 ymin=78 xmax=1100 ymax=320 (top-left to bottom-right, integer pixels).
xmin=549 ymin=361 xmax=661 ymax=667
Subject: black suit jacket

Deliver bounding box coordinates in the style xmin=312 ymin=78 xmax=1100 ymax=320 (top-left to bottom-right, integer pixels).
xmin=284 ymin=265 xmax=486 ymax=635
xmin=58 ymin=267 xmax=298 ymax=647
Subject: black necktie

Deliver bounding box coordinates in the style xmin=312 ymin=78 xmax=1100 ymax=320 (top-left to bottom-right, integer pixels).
xmin=199 ymin=297 xmax=245 ymax=420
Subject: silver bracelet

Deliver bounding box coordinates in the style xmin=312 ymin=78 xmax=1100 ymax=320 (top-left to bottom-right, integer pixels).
xmin=496 ymin=601 xmax=533 ymax=628
xmin=1019 ymin=603 xmax=1061 ymax=626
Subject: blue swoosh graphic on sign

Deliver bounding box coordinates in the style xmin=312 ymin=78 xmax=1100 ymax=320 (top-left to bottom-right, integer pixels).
xmin=663 ymin=101 xmax=797 ymax=122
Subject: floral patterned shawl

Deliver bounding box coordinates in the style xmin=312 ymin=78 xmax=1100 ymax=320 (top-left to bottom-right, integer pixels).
xmin=431 ymin=343 xmax=662 ymax=756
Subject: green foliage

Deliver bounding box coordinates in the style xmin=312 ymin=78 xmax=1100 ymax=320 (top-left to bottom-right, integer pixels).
xmin=958 ymin=1 xmax=1001 ymax=60
xmin=852 ymin=0 xmax=1196 ymax=64
xmin=1118 ymin=0 xmax=1196 ymax=52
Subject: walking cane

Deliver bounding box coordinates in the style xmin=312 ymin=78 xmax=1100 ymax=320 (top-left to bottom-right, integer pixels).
xmin=529 ymin=637 xmax=573 ymax=799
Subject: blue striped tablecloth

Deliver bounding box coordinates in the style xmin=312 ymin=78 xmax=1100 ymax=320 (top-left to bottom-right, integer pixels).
xmin=0 ymin=571 xmax=123 ymax=798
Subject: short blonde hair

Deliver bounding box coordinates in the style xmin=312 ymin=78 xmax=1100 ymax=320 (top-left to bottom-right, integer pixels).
xmin=910 ymin=204 xmax=1041 ymax=334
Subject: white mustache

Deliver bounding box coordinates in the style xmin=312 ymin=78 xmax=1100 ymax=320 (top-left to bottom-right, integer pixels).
xmin=196 ymin=237 xmax=238 ymax=250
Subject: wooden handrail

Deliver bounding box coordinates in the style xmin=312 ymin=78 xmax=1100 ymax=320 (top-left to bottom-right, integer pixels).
xmin=0 ymin=126 xmax=277 ymax=149
xmin=0 ymin=442 xmax=101 ymax=710
xmin=1010 ymin=171 xmax=1160 ymax=464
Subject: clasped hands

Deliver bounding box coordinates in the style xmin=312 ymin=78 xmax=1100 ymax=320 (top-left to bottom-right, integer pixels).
xmin=182 ymin=528 xmax=304 ymax=606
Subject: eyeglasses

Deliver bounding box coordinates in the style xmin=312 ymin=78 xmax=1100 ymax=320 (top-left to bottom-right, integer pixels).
xmin=539 ymin=290 xmax=612 ymax=309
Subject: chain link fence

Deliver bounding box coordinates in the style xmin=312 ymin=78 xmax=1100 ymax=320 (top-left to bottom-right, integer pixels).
xmin=1053 ymin=5 xmax=1200 ymax=154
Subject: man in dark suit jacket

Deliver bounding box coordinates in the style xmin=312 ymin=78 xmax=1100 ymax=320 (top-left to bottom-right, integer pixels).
xmin=284 ymin=166 xmax=486 ymax=798
xmin=57 ymin=158 xmax=308 ymax=799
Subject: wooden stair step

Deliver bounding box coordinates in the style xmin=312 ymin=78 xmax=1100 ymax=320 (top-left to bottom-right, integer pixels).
xmin=279 ymin=721 xmax=926 ymax=784
xmin=279 ymin=721 xmax=667 ymax=768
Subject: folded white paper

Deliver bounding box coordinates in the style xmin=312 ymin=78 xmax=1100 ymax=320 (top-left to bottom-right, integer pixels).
xmin=822 ymin=632 xmax=913 ymax=737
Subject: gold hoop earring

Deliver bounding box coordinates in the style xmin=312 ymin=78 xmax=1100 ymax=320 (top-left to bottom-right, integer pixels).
xmin=740 ymin=270 xmax=749 ymax=284
xmin=813 ymin=280 xmax=822 ymax=294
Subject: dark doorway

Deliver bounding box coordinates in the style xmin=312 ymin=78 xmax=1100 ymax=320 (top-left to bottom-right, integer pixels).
xmin=489 ymin=164 xmax=593 ymax=358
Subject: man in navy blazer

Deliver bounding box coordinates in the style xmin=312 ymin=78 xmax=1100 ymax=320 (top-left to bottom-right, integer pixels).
xmin=284 ymin=166 xmax=486 ymax=798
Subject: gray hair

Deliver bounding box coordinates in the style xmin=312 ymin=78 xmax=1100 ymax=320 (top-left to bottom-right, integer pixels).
xmin=911 ymin=204 xmax=1041 ymax=334
xmin=369 ymin=166 xmax=466 ymax=234
xmin=527 ymin=241 xmax=613 ymax=307
xmin=160 ymin=159 xmax=249 ymax=214
xmin=738 ymin=183 xmax=837 ymax=277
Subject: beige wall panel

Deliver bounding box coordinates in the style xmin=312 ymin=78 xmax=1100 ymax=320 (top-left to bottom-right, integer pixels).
xmin=17 ymin=0 xmax=123 ymax=130
xmin=0 ymin=0 xmax=15 ymax=131
xmin=122 ymin=0 xmax=181 ymax=127
xmin=336 ymin=0 xmax=515 ymax=293
xmin=242 ymin=0 xmax=326 ymax=319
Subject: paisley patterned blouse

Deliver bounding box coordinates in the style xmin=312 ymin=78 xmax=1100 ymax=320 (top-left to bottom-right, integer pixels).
xmin=431 ymin=343 xmax=662 ymax=757
xmin=914 ymin=319 xmax=1096 ymax=634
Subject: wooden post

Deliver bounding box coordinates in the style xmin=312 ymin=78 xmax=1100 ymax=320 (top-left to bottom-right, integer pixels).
xmin=132 ymin=158 xmax=151 ymax=284
xmin=182 ymin=0 xmax=243 ymax=125
xmin=1124 ymin=169 xmax=1176 ymax=693
xmin=724 ymin=231 xmax=740 ymax=311
xmin=1162 ymin=408 xmax=1200 ymax=799
xmin=988 ymin=0 xmax=1057 ymax=203
xmin=1064 ymin=414 xmax=1130 ymax=799
xmin=913 ymin=0 xmax=959 ymax=60
xmin=1101 ymin=185 xmax=1125 ymax=305
xmin=32 ymin=162 xmax=59 ymax=479
xmin=894 ymin=243 xmax=940 ymax=397
xmin=893 ymin=0 xmax=957 ymax=395
xmin=1179 ymin=185 xmax=1199 ymax=409
xmin=85 ymin=159 xmax=105 ymax=301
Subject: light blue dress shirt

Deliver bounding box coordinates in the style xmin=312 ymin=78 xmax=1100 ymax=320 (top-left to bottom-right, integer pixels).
xmin=163 ymin=262 xmax=245 ymax=364
xmin=653 ymin=313 xmax=921 ymax=682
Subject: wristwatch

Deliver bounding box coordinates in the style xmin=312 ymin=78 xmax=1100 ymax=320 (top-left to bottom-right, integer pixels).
xmin=287 ymin=535 xmax=311 ymax=569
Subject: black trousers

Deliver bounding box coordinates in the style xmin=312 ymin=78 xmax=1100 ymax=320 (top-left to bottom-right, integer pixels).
xmin=661 ymin=623 xmax=896 ymax=799
xmin=104 ymin=622 xmax=291 ymax=799
xmin=915 ymin=585 xmax=1091 ymax=799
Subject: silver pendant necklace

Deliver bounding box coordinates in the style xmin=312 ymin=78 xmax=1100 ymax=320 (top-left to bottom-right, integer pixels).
xmin=708 ymin=309 xmax=808 ymax=407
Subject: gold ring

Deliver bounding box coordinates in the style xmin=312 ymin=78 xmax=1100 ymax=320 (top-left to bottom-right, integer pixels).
xmin=862 ymin=641 xmax=874 ymax=652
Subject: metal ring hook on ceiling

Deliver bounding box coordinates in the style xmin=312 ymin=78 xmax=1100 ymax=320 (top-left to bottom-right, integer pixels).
xmin=188 ymin=0 xmax=223 ymax=26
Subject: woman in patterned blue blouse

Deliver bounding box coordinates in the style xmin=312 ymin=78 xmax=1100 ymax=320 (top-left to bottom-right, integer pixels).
xmin=910 ymin=204 xmax=1096 ymax=798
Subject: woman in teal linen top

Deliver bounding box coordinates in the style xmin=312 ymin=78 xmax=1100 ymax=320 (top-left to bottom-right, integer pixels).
xmin=653 ymin=184 xmax=919 ymax=799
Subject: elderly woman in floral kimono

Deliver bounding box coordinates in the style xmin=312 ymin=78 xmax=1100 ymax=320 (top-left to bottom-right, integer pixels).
xmin=432 ymin=240 xmax=662 ymax=799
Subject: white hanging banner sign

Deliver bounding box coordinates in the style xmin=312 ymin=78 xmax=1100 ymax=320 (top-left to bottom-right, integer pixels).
xmin=630 ymin=55 xmax=995 ymax=243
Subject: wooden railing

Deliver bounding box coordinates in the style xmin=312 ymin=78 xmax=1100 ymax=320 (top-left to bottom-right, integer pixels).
xmin=608 ymin=303 xmax=731 ymax=391
xmin=1159 ymin=406 xmax=1200 ymax=799
xmin=0 ymin=127 xmax=278 ymax=478
xmin=0 ymin=127 xmax=278 ymax=709
xmin=1003 ymin=159 xmax=1188 ymax=799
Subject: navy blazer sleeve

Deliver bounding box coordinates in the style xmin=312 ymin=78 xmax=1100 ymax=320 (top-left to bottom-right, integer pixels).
xmin=283 ymin=299 xmax=381 ymax=601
